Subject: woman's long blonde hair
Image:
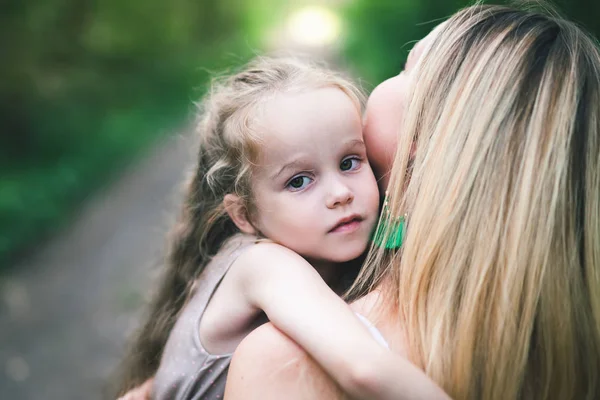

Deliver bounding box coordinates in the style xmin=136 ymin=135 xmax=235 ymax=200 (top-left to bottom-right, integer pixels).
xmin=352 ymin=4 xmax=600 ymax=399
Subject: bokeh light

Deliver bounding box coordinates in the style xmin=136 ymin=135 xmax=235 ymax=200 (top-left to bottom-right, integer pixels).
xmin=287 ymin=6 xmax=342 ymax=47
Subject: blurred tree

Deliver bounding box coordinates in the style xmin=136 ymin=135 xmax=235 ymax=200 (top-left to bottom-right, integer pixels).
xmin=2 ymin=0 xmax=598 ymax=267
xmin=0 ymin=0 xmax=254 ymax=266
xmin=0 ymin=0 xmax=248 ymax=160
xmin=563 ymin=0 xmax=600 ymax=38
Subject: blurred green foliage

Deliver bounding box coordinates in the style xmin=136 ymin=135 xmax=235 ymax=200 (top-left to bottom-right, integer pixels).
xmin=1 ymin=0 xmax=599 ymax=269
xmin=0 ymin=0 xmax=257 ymax=267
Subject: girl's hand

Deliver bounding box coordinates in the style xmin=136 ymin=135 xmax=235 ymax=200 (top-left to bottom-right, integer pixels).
xmin=117 ymin=378 xmax=154 ymax=400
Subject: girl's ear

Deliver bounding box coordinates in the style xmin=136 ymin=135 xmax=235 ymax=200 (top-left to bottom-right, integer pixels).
xmin=223 ymin=194 xmax=257 ymax=235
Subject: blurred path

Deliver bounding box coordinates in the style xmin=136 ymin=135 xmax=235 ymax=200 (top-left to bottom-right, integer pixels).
xmin=0 ymin=132 xmax=194 ymax=400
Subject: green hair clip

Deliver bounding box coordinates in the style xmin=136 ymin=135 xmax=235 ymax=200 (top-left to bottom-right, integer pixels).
xmin=372 ymin=195 xmax=406 ymax=249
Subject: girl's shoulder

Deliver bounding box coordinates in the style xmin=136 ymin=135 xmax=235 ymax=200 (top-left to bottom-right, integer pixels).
xmin=202 ymin=234 xmax=285 ymax=285
xmin=231 ymin=239 xmax=308 ymax=271
xmin=223 ymin=232 xmax=261 ymax=250
xmin=225 ymin=238 xmax=313 ymax=289
xmin=212 ymin=233 xmax=261 ymax=263
xmin=190 ymin=233 xmax=260 ymax=293
xmin=216 ymin=233 xmax=300 ymax=274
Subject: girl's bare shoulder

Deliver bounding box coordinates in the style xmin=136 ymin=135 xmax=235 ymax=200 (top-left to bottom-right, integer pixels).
xmin=228 ymin=240 xmax=312 ymax=283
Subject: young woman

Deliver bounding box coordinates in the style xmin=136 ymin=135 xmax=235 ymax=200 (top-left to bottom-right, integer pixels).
xmin=225 ymin=4 xmax=600 ymax=399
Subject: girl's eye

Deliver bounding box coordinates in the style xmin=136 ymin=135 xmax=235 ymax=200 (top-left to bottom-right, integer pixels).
xmin=340 ymin=157 xmax=361 ymax=172
xmin=287 ymin=176 xmax=312 ymax=191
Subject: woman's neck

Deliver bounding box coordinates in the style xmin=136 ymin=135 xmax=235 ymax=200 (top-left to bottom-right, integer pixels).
xmin=349 ymin=278 xmax=409 ymax=357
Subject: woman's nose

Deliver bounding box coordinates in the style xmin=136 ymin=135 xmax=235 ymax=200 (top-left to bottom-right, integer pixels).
xmin=326 ymin=181 xmax=354 ymax=209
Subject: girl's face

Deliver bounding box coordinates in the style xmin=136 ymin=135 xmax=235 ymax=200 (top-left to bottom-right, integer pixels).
xmin=250 ymin=87 xmax=380 ymax=264
xmin=363 ymin=25 xmax=443 ymax=191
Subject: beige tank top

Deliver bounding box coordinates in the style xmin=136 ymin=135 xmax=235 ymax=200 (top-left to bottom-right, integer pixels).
xmin=153 ymin=233 xmax=257 ymax=400
xmin=152 ymin=233 xmax=389 ymax=399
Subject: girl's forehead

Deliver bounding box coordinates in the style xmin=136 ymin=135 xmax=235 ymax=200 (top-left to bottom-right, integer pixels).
xmin=260 ymin=89 xmax=361 ymax=137
xmin=251 ymin=89 xmax=364 ymax=166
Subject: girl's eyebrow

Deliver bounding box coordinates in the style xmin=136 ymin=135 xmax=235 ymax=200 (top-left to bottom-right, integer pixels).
xmin=272 ymin=158 xmax=311 ymax=180
xmin=345 ymin=139 xmax=367 ymax=151
xmin=271 ymin=141 xmax=365 ymax=179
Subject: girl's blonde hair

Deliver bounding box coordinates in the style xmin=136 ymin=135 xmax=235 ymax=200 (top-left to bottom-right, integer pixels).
xmin=351 ymin=4 xmax=600 ymax=399
xmin=117 ymin=56 xmax=364 ymax=394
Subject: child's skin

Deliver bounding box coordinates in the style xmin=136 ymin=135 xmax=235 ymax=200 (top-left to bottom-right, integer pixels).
xmin=119 ymin=86 xmax=450 ymax=400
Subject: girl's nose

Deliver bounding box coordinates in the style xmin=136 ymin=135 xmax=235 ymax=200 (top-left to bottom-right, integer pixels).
xmin=326 ymin=181 xmax=354 ymax=209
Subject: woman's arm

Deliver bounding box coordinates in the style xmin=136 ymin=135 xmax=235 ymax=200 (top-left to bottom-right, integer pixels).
xmin=235 ymin=243 xmax=450 ymax=400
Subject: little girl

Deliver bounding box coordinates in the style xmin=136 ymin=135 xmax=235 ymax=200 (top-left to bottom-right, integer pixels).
xmin=118 ymin=57 xmax=448 ymax=400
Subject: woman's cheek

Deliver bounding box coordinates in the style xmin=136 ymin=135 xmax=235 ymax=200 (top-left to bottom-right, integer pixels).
xmin=364 ymin=120 xmax=395 ymax=190
xmin=363 ymin=74 xmax=409 ymax=190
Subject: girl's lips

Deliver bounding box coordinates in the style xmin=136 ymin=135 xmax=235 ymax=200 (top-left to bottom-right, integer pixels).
xmin=329 ymin=218 xmax=362 ymax=234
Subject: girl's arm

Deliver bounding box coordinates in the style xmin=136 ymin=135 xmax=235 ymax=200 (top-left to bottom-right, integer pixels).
xmin=225 ymin=322 xmax=448 ymax=400
xmin=234 ymin=242 xmax=449 ymax=400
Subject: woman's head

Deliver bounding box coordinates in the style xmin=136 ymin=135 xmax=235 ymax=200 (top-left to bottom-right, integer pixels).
xmin=363 ymin=23 xmax=444 ymax=190
xmin=361 ymin=4 xmax=600 ymax=399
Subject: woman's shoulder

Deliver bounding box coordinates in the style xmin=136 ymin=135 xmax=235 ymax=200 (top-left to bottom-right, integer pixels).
xmin=224 ymin=323 xmax=344 ymax=399
xmin=232 ymin=322 xmax=303 ymax=364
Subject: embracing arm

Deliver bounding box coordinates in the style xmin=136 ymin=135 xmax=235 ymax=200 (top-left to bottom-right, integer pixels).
xmin=235 ymin=243 xmax=450 ymax=400
xmin=225 ymin=324 xmax=449 ymax=400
